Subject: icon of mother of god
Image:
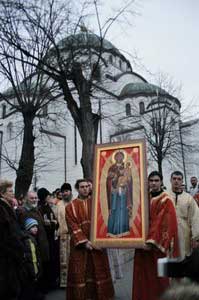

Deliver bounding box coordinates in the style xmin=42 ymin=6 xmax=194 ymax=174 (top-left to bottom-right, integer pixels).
xmin=106 ymin=150 xmax=133 ymax=237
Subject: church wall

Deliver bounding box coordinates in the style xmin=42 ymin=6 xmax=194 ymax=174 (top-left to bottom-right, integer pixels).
xmin=32 ymin=102 xmax=84 ymax=192
xmin=1 ymin=110 xmax=23 ymax=183
xmin=0 ymin=34 xmax=198 ymax=196
xmin=181 ymin=120 xmax=199 ymax=188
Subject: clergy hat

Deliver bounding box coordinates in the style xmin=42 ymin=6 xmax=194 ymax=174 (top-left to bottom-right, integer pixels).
xmin=37 ymin=187 xmax=51 ymax=202
xmin=61 ymin=182 xmax=72 ymax=192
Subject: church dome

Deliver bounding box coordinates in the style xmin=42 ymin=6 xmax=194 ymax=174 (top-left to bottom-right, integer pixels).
xmin=57 ymin=32 xmax=120 ymax=54
xmin=119 ymin=82 xmax=180 ymax=106
xmin=119 ymin=82 xmax=168 ymax=98
xmin=48 ymin=32 xmax=132 ymax=69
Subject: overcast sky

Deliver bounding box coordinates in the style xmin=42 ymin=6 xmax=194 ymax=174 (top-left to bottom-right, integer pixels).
xmin=104 ymin=0 xmax=199 ymax=116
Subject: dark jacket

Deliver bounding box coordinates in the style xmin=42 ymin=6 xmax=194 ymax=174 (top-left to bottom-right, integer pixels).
xmin=22 ymin=232 xmax=42 ymax=281
xmin=17 ymin=206 xmax=50 ymax=262
xmin=39 ymin=203 xmax=60 ymax=287
xmin=0 ymin=198 xmax=25 ymax=299
xmin=39 ymin=203 xmax=59 ymax=244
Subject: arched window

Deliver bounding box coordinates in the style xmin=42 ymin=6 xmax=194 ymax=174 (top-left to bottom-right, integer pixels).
xmin=92 ymin=63 xmax=101 ymax=81
xmin=7 ymin=122 xmax=13 ymax=139
xmin=74 ymin=125 xmax=77 ymax=165
xmin=126 ymin=103 xmax=131 ymax=116
xmin=119 ymin=59 xmax=122 ymax=69
xmin=139 ymin=102 xmax=145 ymax=114
xmin=109 ymin=55 xmax=113 ymax=64
xmin=2 ymin=104 xmax=6 ymax=118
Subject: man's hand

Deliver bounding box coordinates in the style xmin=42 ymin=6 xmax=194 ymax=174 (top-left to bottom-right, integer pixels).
xmin=44 ymin=219 xmax=51 ymax=226
xmin=85 ymin=241 xmax=93 ymax=250
xmin=51 ymin=219 xmax=57 ymax=224
xmin=143 ymin=243 xmax=152 ymax=251
xmin=192 ymin=240 xmax=199 ymax=249
xmin=85 ymin=241 xmax=102 ymax=251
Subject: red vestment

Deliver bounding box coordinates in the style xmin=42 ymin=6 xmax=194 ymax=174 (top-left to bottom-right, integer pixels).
xmin=194 ymin=193 xmax=199 ymax=207
xmin=65 ymin=197 xmax=114 ymax=300
xmin=132 ymin=191 xmax=179 ymax=300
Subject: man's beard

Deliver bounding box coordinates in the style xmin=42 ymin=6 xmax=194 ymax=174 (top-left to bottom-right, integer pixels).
xmin=63 ymin=194 xmax=72 ymax=202
xmin=24 ymin=201 xmax=38 ymax=210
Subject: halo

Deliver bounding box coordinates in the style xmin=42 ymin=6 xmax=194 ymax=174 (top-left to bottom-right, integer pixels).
xmin=111 ymin=149 xmax=127 ymax=164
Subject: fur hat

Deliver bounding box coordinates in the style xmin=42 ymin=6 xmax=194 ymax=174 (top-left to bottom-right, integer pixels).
xmin=24 ymin=218 xmax=38 ymax=231
xmin=61 ymin=182 xmax=72 ymax=192
xmin=37 ymin=188 xmax=50 ymax=202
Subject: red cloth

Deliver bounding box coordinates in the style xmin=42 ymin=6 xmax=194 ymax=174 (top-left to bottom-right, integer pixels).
xmin=147 ymin=192 xmax=179 ymax=257
xmin=65 ymin=197 xmax=114 ymax=300
xmin=194 ymin=193 xmax=199 ymax=207
xmin=132 ymin=192 xmax=179 ymax=300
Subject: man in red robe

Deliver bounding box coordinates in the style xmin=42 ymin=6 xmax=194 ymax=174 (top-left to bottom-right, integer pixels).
xmin=65 ymin=179 xmax=114 ymax=300
xmin=132 ymin=171 xmax=179 ymax=300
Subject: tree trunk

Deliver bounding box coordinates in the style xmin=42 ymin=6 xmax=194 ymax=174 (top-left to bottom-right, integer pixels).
xmin=59 ymin=74 xmax=100 ymax=179
xmin=79 ymin=112 xmax=99 ymax=178
xmin=60 ymin=76 xmax=100 ymax=179
xmin=157 ymin=157 xmax=163 ymax=177
xmin=15 ymin=113 xmax=35 ymax=198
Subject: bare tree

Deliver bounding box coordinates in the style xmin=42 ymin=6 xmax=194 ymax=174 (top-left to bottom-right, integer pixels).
xmin=0 ymin=12 xmax=61 ymax=197
xmin=0 ymin=0 xmax=137 ymax=179
xmin=143 ymin=93 xmax=181 ymax=175
xmin=141 ymin=73 xmax=196 ymax=179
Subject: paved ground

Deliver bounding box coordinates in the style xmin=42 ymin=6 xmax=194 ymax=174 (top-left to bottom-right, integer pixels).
xmin=46 ymin=259 xmax=133 ymax=300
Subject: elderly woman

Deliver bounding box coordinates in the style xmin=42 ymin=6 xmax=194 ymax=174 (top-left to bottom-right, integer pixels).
xmin=0 ymin=180 xmax=24 ymax=300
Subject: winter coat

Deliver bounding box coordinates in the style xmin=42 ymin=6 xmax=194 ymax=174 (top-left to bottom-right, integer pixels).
xmin=0 ymin=198 xmax=25 ymax=299
xmin=17 ymin=206 xmax=50 ymax=262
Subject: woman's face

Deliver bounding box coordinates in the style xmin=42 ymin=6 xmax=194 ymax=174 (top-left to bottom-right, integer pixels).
xmin=2 ymin=186 xmax=14 ymax=205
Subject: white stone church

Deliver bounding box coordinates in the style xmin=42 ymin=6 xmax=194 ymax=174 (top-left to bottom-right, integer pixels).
xmin=0 ymin=32 xmax=198 ymax=192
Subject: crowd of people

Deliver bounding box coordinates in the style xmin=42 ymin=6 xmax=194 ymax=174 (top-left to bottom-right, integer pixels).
xmin=0 ymin=181 xmax=73 ymax=300
xmin=1 ymin=171 xmax=199 ymax=300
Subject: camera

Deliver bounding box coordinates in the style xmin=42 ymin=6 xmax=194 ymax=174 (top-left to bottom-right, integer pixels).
xmin=158 ymin=248 xmax=199 ymax=282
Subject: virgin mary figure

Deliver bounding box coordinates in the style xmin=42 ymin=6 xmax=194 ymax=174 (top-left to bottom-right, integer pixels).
xmin=106 ymin=151 xmax=133 ymax=237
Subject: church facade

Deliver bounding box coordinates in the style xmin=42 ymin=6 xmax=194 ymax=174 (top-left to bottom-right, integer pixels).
xmin=0 ymin=32 xmax=198 ymax=192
